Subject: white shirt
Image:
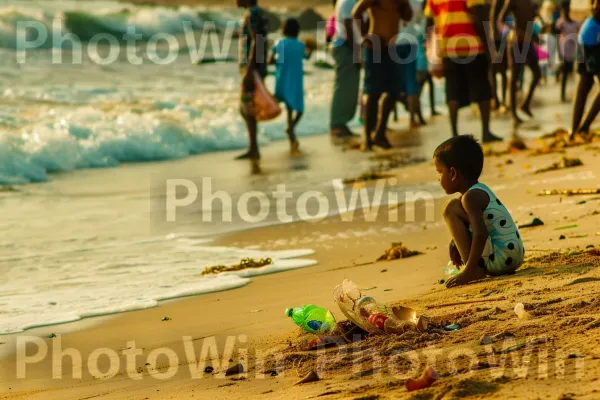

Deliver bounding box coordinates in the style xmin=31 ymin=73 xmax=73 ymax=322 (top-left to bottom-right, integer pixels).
xmin=333 ymin=0 xmax=358 ymax=47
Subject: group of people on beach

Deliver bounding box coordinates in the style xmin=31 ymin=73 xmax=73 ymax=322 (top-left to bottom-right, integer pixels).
xmin=233 ymin=0 xmax=600 ymax=287
xmin=235 ymin=0 xmax=600 ymax=159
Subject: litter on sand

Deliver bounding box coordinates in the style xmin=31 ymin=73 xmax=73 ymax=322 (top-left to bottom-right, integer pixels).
xmin=333 ymin=279 xmax=429 ymax=335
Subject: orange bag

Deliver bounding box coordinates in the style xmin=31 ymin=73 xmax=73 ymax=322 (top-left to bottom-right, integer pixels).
xmin=253 ymin=71 xmax=281 ymax=122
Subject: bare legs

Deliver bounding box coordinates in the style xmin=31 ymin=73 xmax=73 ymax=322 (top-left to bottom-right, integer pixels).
xmin=448 ymin=99 xmax=499 ymax=143
xmin=509 ymin=53 xmax=525 ymax=124
xmin=407 ymin=94 xmax=419 ymax=129
xmin=521 ymin=51 xmax=541 ymax=118
xmin=572 ymin=72 xmax=600 ymax=139
xmin=479 ymin=100 xmax=501 ymax=143
xmin=509 ymin=41 xmax=541 ymax=125
xmin=571 ymin=71 xmax=593 ymax=138
xmin=236 ymin=109 xmax=260 ymax=160
xmin=372 ymin=93 xmax=395 ymax=149
xmin=448 ymin=100 xmax=459 ymax=137
xmin=285 ymin=103 xmax=301 ymax=155
xmin=561 ymin=63 xmax=571 ymax=103
xmin=363 ymin=93 xmax=379 ymax=149
xmin=443 ymin=199 xmax=472 ymax=263
xmin=491 ymin=66 xmax=508 ymax=109
xmin=443 ymin=199 xmax=488 ymax=284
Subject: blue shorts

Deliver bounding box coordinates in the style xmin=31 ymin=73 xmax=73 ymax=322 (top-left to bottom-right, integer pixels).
xmin=396 ymin=43 xmax=419 ymax=97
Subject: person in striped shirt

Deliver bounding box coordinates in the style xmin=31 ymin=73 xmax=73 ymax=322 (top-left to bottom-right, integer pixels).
xmin=425 ymin=0 xmax=502 ymax=143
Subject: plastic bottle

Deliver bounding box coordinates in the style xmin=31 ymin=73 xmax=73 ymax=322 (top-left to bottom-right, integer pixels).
xmin=514 ymin=303 xmax=531 ymax=320
xmin=285 ymin=305 xmax=336 ymax=334
xmin=443 ymin=261 xmax=459 ymax=277
xmin=355 ymin=296 xmax=388 ymax=317
xmin=368 ymin=314 xmax=388 ymax=329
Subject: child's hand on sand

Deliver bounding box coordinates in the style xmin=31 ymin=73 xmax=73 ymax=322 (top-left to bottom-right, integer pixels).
xmin=445 ymin=267 xmax=486 ymax=288
xmin=449 ymin=240 xmax=462 ymax=269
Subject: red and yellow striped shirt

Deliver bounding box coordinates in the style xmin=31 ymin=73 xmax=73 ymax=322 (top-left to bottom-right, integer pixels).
xmin=424 ymin=0 xmax=486 ymax=58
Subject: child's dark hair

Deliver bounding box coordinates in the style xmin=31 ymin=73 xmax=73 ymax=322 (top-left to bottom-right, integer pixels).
xmin=283 ymin=18 xmax=300 ymax=38
xmin=434 ymin=135 xmax=484 ymax=181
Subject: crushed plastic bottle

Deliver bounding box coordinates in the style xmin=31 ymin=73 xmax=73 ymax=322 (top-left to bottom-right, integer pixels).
xmin=443 ymin=261 xmax=460 ymax=277
xmin=285 ymin=305 xmax=336 ymax=334
xmin=356 ymin=296 xmax=388 ymax=317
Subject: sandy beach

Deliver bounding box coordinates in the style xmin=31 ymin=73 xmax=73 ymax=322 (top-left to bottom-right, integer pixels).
xmin=2 ymin=0 xmax=600 ymax=397
xmin=2 ymin=75 xmax=600 ymax=399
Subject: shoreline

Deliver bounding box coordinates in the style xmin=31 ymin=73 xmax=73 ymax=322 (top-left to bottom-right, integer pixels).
xmin=3 ymin=126 xmax=600 ymax=398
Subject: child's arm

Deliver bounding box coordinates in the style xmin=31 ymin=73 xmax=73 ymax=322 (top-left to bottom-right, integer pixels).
xmin=446 ymin=190 xmax=490 ymax=288
xmin=352 ymin=0 xmax=376 ymax=42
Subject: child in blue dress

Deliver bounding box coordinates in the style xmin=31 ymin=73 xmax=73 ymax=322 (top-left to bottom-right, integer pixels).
xmin=269 ymin=18 xmax=311 ymax=155
xmin=434 ymin=135 xmax=524 ymax=288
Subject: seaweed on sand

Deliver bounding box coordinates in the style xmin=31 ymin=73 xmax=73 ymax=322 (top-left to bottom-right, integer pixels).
xmin=343 ymin=171 xmax=393 ymax=185
xmin=377 ymin=243 xmax=422 ymax=261
xmin=201 ymin=258 xmax=272 ymax=276
xmin=483 ymin=137 xmax=528 ymax=157
xmin=534 ymin=157 xmax=583 ymax=174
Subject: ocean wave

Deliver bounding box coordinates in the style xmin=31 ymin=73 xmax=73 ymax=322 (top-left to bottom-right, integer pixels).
xmin=0 ymin=98 xmax=339 ymax=186
xmin=0 ymin=238 xmax=316 ymax=335
xmin=0 ymin=8 xmax=54 ymax=49
xmin=0 ymin=6 xmax=207 ymax=49
xmin=64 ymin=8 xmax=204 ymax=41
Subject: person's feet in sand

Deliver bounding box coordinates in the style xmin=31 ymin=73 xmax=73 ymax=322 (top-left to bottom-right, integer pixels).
xmin=445 ymin=266 xmax=487 ymax=288
xmin=360 ymin=142 xmax=372 ymax=152
xmin=235 ymin=150 xmax=260 ymax=160
xmin=520 ymin=104 xmax=534 ymax=118
xmin=250 ymin=159 xmax=261 ymax=174
xmin=431 ymin=110 xmax=441 ymax=117
xmin=290 ymin=139 xmax=301 ymax=157
xmin=512 ymin=114 xmax=523 ymax=127
xmin=330 ymin=127 xmax=359 ymax=145
xmin=570 ymin=130 xmax=591 ymax=143
xmin=482 ymin=132 xmax=503 ymax=143
xmin=371 ymin=134 xmax=392 ymax=150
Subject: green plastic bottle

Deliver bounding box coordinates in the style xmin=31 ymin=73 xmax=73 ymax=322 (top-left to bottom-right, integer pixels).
xmin=285 ymin=305 xmax=336 ymax=334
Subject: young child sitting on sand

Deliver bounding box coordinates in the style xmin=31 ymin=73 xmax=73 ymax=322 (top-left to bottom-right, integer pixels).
xmin=434 ymin=136 xmax=524 ymax=288
xmin=269 ymin=18 xmax=312 ymax=156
